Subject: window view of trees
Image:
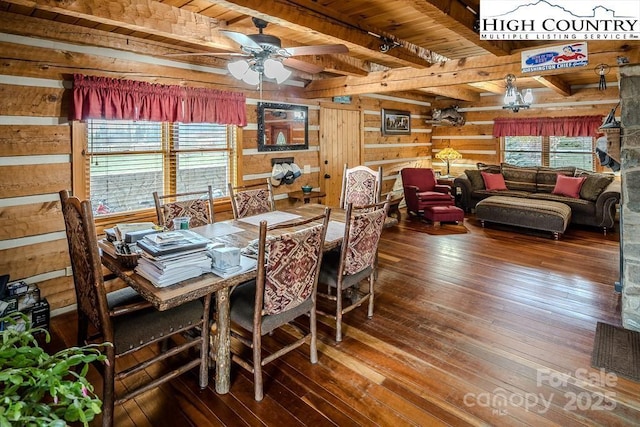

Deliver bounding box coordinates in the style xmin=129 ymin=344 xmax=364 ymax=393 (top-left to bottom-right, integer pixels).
xmin=88 ymin=120 xmax=234 ymax=215
xmin=504 ymin=136 xmax=594 ymax=170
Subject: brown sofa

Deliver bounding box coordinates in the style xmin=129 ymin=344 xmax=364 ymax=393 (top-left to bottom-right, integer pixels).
xmin=454 ymin=163 xmax=621 ymax=232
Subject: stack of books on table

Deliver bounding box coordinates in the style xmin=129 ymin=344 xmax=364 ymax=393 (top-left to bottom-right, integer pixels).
xmin=135 ymin=230 xmax=211 ymax=288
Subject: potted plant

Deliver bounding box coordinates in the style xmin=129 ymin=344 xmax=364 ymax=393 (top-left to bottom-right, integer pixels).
xmin=0 ymin=313 xmax=109 ymax=427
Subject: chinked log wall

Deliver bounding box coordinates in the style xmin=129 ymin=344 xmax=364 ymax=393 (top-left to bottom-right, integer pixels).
xmin=0 ymin=11 xmax=429 ymax=314
xmin=430 ymin=86 xmax=620 ymax=177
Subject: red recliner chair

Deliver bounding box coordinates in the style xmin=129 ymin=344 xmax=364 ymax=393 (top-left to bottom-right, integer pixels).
xmin=401 ymin=168 xmax=454 ymax=217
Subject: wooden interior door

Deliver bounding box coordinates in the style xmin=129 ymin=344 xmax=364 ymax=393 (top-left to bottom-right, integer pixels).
xmin=319 ymin=105 xmax=363 ymax=207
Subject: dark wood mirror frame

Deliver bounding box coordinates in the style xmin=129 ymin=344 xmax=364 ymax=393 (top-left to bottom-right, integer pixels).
xmin=257 ymin=102 xmax=309 ymax=152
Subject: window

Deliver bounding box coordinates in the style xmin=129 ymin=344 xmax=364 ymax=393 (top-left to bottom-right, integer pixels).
xmin=503 ymin=136 xmax=594 ymax=170
xmin=86 ymin=119 xmax=236 ymax=215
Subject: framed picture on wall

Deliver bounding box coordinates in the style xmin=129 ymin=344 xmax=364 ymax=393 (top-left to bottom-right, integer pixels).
xmin=381 ymin=109 xmax=411 ymax=135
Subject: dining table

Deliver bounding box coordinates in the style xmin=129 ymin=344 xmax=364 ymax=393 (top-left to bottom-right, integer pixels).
xmin=100 ymin=203 xmax=349 ymax=394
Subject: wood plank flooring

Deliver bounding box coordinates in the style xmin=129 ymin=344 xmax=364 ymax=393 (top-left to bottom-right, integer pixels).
xmin=48 ymin=213 xmax=640 ymax=426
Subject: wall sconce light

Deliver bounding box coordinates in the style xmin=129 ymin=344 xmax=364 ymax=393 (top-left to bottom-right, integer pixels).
xmin=435 ymin=147 xmax=462 ymax=177
xmin=227 ymin=56 xmax=292 ymax=85
xmin=503 ymin=74 xmax=533 ymax=112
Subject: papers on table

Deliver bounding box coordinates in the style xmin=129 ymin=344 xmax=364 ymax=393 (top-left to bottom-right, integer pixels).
xmin=238 ymin=211 xmax=301 ymax=227
xmin=137 ymin=230 xmax=209 ymax=257
xmin=193 ymin=222 xmax=244 ymax=239
xmin=135 ymin=230 xmax=211 ymax=287
xmin=211 ymin=255 xmax=257 ymax=279
xmin=325 ymin=221 xmax=346 ymax=244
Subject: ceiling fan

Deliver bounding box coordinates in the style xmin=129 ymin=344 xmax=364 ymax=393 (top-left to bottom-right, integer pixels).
xmin=170 ymin=18 xmax=348 ymax=84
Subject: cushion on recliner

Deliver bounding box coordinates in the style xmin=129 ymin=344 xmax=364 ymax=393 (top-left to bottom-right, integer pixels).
xmin=417 ymin=191 xmax=454 ymax=201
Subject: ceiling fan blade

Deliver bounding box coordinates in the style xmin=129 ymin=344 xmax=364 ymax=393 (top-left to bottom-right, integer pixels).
xmin=283 ymin=58 xmax=324 ymax=74
xmin=164 ymin=52 xmax=248 ymax=57
xmin=284 ymin=44 xmax=348 ymax=57
xmin=220 ymin=30 xmax=262 ymax=50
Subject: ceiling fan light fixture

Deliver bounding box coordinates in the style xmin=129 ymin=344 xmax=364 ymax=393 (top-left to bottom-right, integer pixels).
xmin=242 ymin=67 xmax=260 ymax=85
xmin=264 ymin=58 xmax=292 ymax=84
xmin=228 ymin=60 xmax=249 ymax=80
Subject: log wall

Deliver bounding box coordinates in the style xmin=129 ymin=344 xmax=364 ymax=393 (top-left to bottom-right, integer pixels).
xmin=0 ymin=12 xmax=430 ymax=313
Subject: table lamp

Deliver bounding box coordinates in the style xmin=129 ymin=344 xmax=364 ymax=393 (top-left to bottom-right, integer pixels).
xmin=435 ymin=147 xmax=462 ymax=177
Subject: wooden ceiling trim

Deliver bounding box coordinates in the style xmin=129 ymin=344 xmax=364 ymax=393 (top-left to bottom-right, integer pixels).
xmin=2 ymin=0 xmax=238 ymax=51
xmin=418 ymin=85 xmax=481 ymax=102
xmin=210 ymin=0 xmax=438 ymax=68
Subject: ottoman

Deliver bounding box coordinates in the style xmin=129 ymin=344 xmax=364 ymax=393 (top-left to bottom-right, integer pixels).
xmin=475 ymin=196 xmax=571 ymax=240
xmin=424 ymin=205 xmax=465 ymax=225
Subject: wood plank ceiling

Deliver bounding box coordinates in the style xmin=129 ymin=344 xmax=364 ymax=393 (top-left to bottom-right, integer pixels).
xmin=0 ymin=0 xmax=636 ymax=101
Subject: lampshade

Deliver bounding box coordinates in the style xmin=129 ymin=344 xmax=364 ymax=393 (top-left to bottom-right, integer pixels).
xmin=227 ymin=57 xmax=292 ymax=85
xmin=435 ymin=147 xmax=462 ymax=161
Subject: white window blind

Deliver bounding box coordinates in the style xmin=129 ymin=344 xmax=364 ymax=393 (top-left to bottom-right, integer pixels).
xmin=88 ymin=120 xmax=235 ymax=215
xmin=503 ymin=136 xmax=594 ymax=170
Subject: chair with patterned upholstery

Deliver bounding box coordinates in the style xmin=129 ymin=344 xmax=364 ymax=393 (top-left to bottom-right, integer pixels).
xmin=228 ymin=179 xmax=276 ymax=219
xmin=153 ymin=186 xmax=215 ymax=229
xmin=400 ymin=168 xmax=454 ymax=218
xmin=228 ymin=207 xmax=330 ymax=401
xmin=59 ymin=190 xmax=210 ymax=427
xmin=339 ymin=164 xmax=382 ymax=209
xmin=317 ymin=195 xmax=390 ymax=342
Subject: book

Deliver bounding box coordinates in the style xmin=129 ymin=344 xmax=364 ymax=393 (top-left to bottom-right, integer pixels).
xmin=137 ymin=230 xmax=209 ymax=257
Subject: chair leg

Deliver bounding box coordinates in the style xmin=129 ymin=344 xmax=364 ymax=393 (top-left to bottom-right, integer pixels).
xmin=367 ymin=274 xmax=375 ymax=319
xmin=253 ymin=333 xmax=263 ymax=401
xmin=310 ymin=307 xmax=318 ymax=363
xmin=336 ymin=286 xmax=343 ymax=342
xmin=101 ymin=351 xmax=116 ymax=427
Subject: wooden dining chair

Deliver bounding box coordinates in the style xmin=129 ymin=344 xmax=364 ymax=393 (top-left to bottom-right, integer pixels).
xmin=317 ymin=195 xmax=390 ymax=342
xmin=339 ymin=164 xmax=382 ymax=209
xmin=228 ymin=208 xmax=330 ymax=401
xmin=153 ymin=186 xmax=215 ymax=229
xmin=59 ymin=190 xmax=211 ymax=427
xmin=228 ymin=179 xmax=276 ymax=219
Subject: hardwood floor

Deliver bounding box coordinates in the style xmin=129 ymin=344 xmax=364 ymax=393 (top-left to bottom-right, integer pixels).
xmin=49 ymin=212 xmax=640 ymax=426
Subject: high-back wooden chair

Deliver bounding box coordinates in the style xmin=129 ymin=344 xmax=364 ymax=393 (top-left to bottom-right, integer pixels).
xmin=228 ymin=179 xmax=276 ymax=219
xmin=317 ymin=195 xmax=390 ymax=341
xmin=153 ymin=186 xmax=215 ymax=229
xmin=339 ymin=165 xmax=382 ymax=209
xmin=228 ymin=208 xmax=330 ymax=401
xmin=59 ymin=190 xmax=210 ymax=427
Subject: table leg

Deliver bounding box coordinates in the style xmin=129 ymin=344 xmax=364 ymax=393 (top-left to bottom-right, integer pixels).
xmin=215 ymin=287 xmax=231 ymax=394
xmin=199 ymin=294 xmax=211 ymax=389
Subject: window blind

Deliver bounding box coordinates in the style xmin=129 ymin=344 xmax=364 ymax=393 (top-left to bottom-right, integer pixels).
xmin=88 ymin=120 xmax=234 ymax=215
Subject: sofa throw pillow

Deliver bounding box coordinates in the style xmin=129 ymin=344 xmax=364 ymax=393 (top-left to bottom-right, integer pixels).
xmin=579 ymin=174 xmax=615 ymax=201
xmin=477 ymin=162 xmax=501 ymax=174
xmin=465 ymin=169 xmax=485 ymax=191
xmin=536 ymin=166 xmax=576 ymax=193
xmin=552 ymin=174 xmax=586 ymax=198
xmin=481 ymin=171 xmax=508 ymax=190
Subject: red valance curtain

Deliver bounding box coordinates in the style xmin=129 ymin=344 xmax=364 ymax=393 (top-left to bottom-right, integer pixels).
xmin=70 ymin=74 xmax=247 ymax=126
xmin=493 ymin=115 xmax=602 ymax=137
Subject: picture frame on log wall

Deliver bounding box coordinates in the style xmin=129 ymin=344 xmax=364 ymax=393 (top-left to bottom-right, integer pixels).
xmin=381 ymin=109 xmax=411 ymax=135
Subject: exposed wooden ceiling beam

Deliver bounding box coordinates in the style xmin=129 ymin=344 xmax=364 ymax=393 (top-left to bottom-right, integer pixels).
xmin=296 ymin=54 xmax=369 ymax=77
xmin=2 ymin=0 xmax=238 ymax=51
xmin=533 ymin=75 xmax=572 ymax=96
xmin=210 ymin=0 xmax=438 ymax=69
xmin=468 ymin=81 xmax=504 ymax=94
xmin=303 ymin=44 xmax=639 ymax=98
xmin=401 ymin=0 xmax=514 ymax=56
xmin=418 ymin=86 xmax=481 ymax=102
